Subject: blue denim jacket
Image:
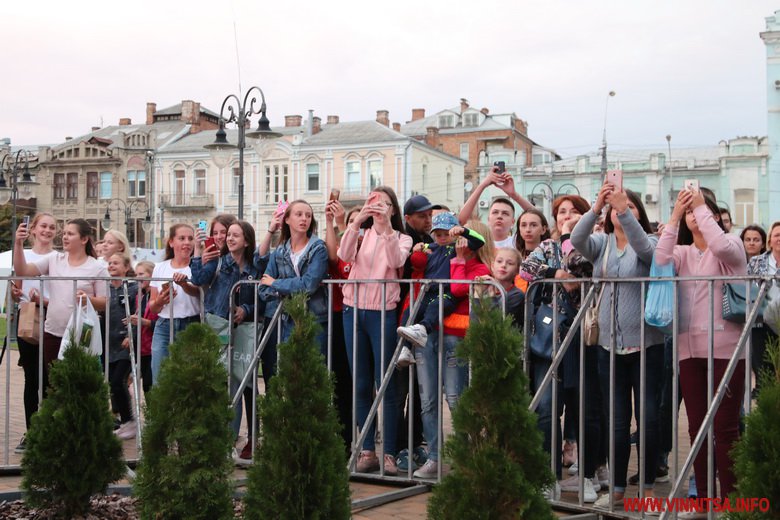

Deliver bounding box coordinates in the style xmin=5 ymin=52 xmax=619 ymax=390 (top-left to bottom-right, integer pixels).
xmin=191 ymin=252 xmax=268 ymax=321
xmin=259 ymin=236 xmax=329 ymax=322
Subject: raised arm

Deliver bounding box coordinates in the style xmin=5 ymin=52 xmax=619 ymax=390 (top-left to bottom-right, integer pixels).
xmin=12 ymin=223 xmax=41 ymax=277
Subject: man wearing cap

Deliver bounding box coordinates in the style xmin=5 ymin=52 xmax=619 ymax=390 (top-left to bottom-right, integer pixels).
xmin=395 ymin=194 xmax=441 ymax=472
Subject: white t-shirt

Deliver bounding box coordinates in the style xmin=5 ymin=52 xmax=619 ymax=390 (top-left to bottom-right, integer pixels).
xmin=494 ymin=235 xmax=516 ymax=249
xmin=150 ymin=260 xmax=201 ymax=319
xmin=33 ymin=253 xmax=108 ymax=337
xmin=289 ymin=239 xmax=311 ymax=277
xmin=21 ymin=249 xmax=55 ymax=301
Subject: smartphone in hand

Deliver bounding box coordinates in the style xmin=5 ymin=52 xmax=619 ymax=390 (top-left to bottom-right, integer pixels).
xmin=204 ymin=236 xmax=216 ymax=251
xmin=275 ymin=199 xmax=289 ymax=217
xmin=366 ymin=192 xmax=381 ymax=206
xmin=606 ymin=169 xmax=623 ymax=192
xmin=684 ymin=179 xmax=699 ymax=192
xmin=329 ymin=188 xmax=340 ymax=201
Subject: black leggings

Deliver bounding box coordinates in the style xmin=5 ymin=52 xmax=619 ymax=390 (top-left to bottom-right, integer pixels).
xmin=17 ymin=338 xmax=41 ymax=429
xmin=108 ymin=359 xmax=133 ymax=423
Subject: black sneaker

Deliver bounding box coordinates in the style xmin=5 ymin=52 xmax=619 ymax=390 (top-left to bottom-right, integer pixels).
xmin=629 ymin=465 xmax=670 ymax=485
xmin=14 ymin=435 xmax=26 ymax=454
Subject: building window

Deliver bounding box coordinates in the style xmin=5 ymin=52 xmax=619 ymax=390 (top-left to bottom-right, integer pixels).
xmin=422 ymin=163 xmax=428 ymax=192
xmin=282 ymin=165 xmax=289 ymax=200
xmin=87 ymin=172 xmax=98 ymax=200
xmin=459 ymin=143 xmax=469 ymax=161
xmin=274 ymin=166 xmax=279 ymax=199
xmin=66 ymin=173 xmax=78 ymax=200
xmin=265 ymin=166 xmax=272 ymax=203
xmin=232 ymin=167 xmax=240 ymax=196
xmin=306 ymin=163 xmax=320 ymax=192
xmin=53 ymin=173 xmax=65 ymax=200
xmin=175 ymin=169 xmax=185 ymax=206
xmin=446 ymin=171 xmax=452 ymax=200
xmin=127 ymin=170 xmax=147 ymax=198
xmin=128 ymin=171 xmax=136 ymax=198
xmin=463 ymin=113 xmax=478 ymax=127
xmin=735 ymin=189 xmax=755 ymax=227
xmin=367 ymin=160 xmax=382 ymax=191
xmin=346 ymin=161 xmax=360 ymax=193
xmin=100 ymin=172 xmax=112 ymax=199
xmin=532 ymin=152 xmax=551 ymax=166
xmin=438 ymin=115 xmax=454 ymax=128
xmin=194 ymin=169 xmax=206 ymax=195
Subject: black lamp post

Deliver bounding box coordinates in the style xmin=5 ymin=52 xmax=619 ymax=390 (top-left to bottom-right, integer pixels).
xmin=101 ymin=198 xmax=153 ymax=247
xmin=204 ymin=86 xmax=281 ymax=219
xmin=0 ymin=150 xmax=39 ymax=255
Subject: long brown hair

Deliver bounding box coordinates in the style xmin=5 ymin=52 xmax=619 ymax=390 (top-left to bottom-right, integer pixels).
xmin=165 ymin=223 xmax=194 ymax=260
xmin=68 ymin=218 xmax=98 ymax=258
xmin=280 ymin=200 xmax=318 ymax=243
xmin=468 ymin=220 xmax=495 ymax=268
xmin=360 ymin=186 xmax=404 ymax=233
xmin=210 ymin=214 xmax=237 ymax=238
xmin=676 ymin=187 xmax=725 ymax=246
xmin=222 ymin=220 xmax=257 ymax=265
xmin=514 ymin=208 xmax=551 ymax=257
xmin=603 ymin=189 xmax=653 ymax=234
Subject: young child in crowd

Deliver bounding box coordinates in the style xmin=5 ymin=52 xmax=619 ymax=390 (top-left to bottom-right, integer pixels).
xmin=475 ymin=247 xmax=525 ymax=328
xmin=396 ymin=212 xmax=485 ymax=365
xmin=123 ymin=260 xmax=157 ymax=398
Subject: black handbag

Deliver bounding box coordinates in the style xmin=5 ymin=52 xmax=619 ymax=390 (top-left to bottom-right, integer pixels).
xmin=529 ymin=288 xmax=576 ymax=361
xmin=722 ymin=282 xmax=765 ymax=323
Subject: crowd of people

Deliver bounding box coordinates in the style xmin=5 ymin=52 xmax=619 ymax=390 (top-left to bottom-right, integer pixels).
xmin=7 ymin=168 xmax=773 ymax=508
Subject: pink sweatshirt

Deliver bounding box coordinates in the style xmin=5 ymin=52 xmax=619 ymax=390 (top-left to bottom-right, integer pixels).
xmin=337 ymin=225 xmax=412 ymax=311
xmin=654 ymin=205 xmax=747 ymax=360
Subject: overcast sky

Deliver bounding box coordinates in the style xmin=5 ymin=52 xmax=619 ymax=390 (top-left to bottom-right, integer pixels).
xmin=3 ymin=0 xmax=778 ymax=158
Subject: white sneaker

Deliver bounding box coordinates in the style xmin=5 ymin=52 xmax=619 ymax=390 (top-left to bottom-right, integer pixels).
xmin=116 ymin=420 xmax=137 ymax=440
xmin=559 ymin=476 xmax=598 ymax=502
xmin=567 ymin=461 xmax=579 ymax=475
xmin=594 ymin=493 xmax=623 ymax=509
xmin=542 ymin=482 xmax=561 ymax=502
xmin=397 ymin=324 xmax=428 ymax=348
xmin=396 ymin=346 xmax=416 ymax=368
xmin=413 ymin=459 xmax=438 ymax=479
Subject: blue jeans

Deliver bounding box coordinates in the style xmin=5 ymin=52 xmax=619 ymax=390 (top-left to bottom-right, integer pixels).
xmin=343 ymin=306 xmax=400 ymax=455
xmin=151 ymin=316 xmax=200 ymax=385
xmin=414 ymin=332 xmax=468 ymax=461
xmin=597 ymin=345 xmax=664 ymax=492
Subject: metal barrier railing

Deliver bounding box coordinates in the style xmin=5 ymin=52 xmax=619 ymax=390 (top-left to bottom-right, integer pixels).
xmin=1 ymin=275 xmax=205 ymax=467
xmin=524 ymin=274 xmax=770 ymax=518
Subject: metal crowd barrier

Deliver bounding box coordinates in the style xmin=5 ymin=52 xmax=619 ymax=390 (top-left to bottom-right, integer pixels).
xmin=1 ymin=275 xmax=205 ymax=467
xmin=524 ymin=275 xmax=770 ymax=519
xmin=2 ymin=274 xmax=506 ymax=490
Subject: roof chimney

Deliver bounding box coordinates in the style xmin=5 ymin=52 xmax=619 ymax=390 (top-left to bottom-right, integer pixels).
xmin=91 ymin=126 xmax=101 ymax=132
xmin=480 ymin=107 xmax=489 ymax=115
xmin=411 ymin=108 xmax=425 ymax=122
xmin=306 ymin=109 xmax=314 ymax=136
xmin=425 ymin=126 xmax=440 ymax=148
xmin=312 ymin=116 xmax=322 ymax=135
xmin=392 ymin=122 xmax=401 ymax=132
xmin=285 ymin=115 xmax=303 ymax=127
xmin=327 ymin=115 xmax=339 ymax=125
xmin=376 ymin=109 xmax=390 ymax=127
xmin=119 ymin=118 xmax=132 ymax=126
xmin=460 ymin=98 xmax=470 ymax=113
xmin=146 ymin=102 xmax=157 ymax=125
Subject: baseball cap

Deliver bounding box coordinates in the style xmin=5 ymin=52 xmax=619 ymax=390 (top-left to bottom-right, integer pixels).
xmin=403 ymin=195 xmax=441 ymax=215
xmin=431 ymin=212 xmax=459 ymax=231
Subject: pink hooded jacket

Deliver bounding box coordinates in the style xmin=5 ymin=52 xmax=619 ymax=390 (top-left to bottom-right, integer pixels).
xmin=337 ymin=225 xmax=412 ymax=311
xmin=654 ymin=204 xmax=747 ymax=360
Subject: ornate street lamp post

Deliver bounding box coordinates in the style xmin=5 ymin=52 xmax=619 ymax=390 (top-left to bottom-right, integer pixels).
xmin=100 ymin=198 xmax=153 ymax=247
xmin=0 ymin=150 xmax=39 ymax=255
xmin=205 ymin=86 xmax=281 ymax=220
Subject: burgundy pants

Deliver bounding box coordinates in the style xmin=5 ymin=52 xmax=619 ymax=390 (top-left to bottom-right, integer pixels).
xmin=41 ymin=333 xmax=63 ymax=398
xmin=679 ymin=357 xmax=744 ymax=499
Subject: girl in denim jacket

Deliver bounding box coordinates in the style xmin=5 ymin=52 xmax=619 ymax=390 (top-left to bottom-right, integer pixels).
xmin=259 ymin=200 xmax=329 ymax=378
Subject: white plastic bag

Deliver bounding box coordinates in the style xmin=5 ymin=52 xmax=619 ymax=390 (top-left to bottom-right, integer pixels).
xmin=59 ymin=295 xmax=103 ymax=359
xmin=763 ymin=284 xmax=780 ymax=335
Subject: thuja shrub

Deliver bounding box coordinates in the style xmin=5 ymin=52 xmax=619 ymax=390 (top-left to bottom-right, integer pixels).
xmin=134 ymin=323 xmax=234 ymax=520
xmin=244 ymin=294 xmax=351 ymax=520
xmin=21 ymin=334 xmax=125 ymax=518
xmin=726 ymin=338 xmax=780 ymax=519
xmin=428 ymin=298 xmax=555 ymax=520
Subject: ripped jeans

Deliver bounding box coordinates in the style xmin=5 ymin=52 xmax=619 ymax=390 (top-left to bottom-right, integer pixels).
xmin=414 ymin=332 xmax=469 ymax=462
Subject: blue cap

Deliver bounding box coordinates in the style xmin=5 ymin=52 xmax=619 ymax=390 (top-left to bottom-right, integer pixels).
xmin=431 ymin=212 xmax=459 ymax=231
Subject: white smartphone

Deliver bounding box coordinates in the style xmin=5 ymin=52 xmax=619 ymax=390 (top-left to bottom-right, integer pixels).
xmin=684 ymin=179 xmax=699 ymax=192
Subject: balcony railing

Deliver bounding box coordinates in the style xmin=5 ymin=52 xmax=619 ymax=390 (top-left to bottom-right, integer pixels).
xmin=159 ymin=193 xmax=215 ymax=211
